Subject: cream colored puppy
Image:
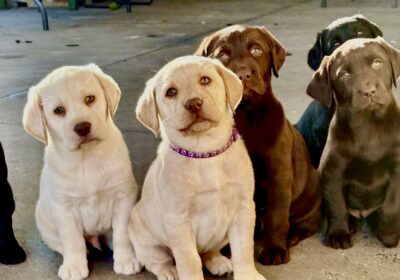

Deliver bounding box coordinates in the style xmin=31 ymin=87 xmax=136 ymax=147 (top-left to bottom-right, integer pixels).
xmin=130 ymin=56 xmax=266 ymax=280
xmin=23 ymin=64 xmax=141 ymax=280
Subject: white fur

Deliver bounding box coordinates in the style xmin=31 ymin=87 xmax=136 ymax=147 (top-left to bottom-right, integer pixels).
xmin=23 ymin=64 xmax=141 ymax=280
xmin=130 ymin=56 xmax=266 ymax=280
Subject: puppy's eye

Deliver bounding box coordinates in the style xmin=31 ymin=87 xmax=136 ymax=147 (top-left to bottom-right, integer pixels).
xmin=217 ymin=52 xmax=230 ymax=63
xmin=85 ymin=95 xmax=95 ymax=105
xmin=372 ymin=59 xmax=383 ymax=70
xmin=339 ymin=71 xmax=350 ymax=79
xmin=54 ymin=106 xmax=65 ymax=115
xmin=200 ymin=76 xmax=211 ymax=85
xmin=250 ymin=46 xmax=263 ymax=57
xmin=166 ymin=87 xmax=177 ymax=97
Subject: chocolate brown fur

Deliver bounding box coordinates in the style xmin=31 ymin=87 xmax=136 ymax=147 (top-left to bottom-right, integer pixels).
xmin=195 ymin=25 xmax=322 ymax=265
xmin=307 ymin=37 xmax=400 ymax=249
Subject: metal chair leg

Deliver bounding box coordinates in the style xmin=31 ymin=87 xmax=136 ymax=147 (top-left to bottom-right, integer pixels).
xmin=126 ymin=0 xmax=153 ymax=13
xmin=33 ymin=0 xmax=49 ymax=31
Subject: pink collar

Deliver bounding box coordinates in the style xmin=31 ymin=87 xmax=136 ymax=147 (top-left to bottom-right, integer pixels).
xmin=169 ymin=127 xmax=239 ymax=159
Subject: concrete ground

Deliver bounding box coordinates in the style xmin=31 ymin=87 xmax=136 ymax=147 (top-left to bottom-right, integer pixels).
xmin=1 ymin=0 xmax=400 ymax=279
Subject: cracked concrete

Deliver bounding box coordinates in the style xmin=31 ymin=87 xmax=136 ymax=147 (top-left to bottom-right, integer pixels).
xmin=0 ymin=0 xmax=400 ymax=279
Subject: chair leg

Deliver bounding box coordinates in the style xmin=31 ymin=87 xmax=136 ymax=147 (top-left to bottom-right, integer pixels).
xmin=33 ymin=0 xmax=49 ymax=30
xmin=321 ymin=0 xmax=327 ymax=7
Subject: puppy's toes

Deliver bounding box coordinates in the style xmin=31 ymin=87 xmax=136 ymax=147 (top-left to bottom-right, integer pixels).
xmin=258 ymin=248 xmax=290 ymax=265
xmin=377 ymin=231 xmax=399 ymax=248
xmin=58 ymin=262 xmax=89 ymax=280
xmin=204 ymin=253 xmax=233 ymax=276
xmin=325 ymin=233 xmax=353 ymax=249
xmin=156 ymin=265 xmax=178 ymax=280
xmin=114 ymin=254 xmax=143 ymax=275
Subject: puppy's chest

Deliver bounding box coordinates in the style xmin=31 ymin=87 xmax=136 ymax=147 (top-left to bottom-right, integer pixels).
xmin=77 ymin=190 xmax=118 ymax=235
xmin=187 ymin=163 xmax=241 ymax=251
xmin=191 ymin=184 xmax=239 ymax=252
xmin=344 ymin=154 xmax=395 ymax=212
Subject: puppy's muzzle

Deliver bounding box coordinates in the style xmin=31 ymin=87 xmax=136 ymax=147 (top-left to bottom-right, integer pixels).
xmin=236 ymin=67 xmax=254 ymax=82
xmin=74 ymin=121 xmax=92 ymax=137
xmin=185 ymin=98 xmax=203 ymax=113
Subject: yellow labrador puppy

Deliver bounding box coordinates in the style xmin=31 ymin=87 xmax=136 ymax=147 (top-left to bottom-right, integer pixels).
xmin=130 ymin=56 xmax=266 ymax=280
xmin=23 ymin=64 xmax=141 ymax=280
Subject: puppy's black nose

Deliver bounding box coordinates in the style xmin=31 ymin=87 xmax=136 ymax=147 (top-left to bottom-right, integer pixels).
xmin=74 ymin=122 xmax=91 ymax=137
xmin=237 ymin=67 xmax=253 ymax=81
xmin=185 ymin=98 xmax=203 ymax=113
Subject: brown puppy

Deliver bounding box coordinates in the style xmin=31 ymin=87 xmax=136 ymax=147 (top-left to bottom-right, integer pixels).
xmin=195 ymin=25 xmax=322 ymax=265
xmin=307 ymin=37 xmax=400 ymax=249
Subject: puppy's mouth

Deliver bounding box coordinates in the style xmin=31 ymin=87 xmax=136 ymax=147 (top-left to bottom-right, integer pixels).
xmin=78 ymin=136 xmax=101 ymax=149
xmin=179 ymin=118 xmax=216 ymax=135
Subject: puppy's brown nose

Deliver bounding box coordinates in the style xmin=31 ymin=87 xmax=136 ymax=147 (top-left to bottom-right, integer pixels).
xmin=185 ymin=98 xmax=203 ymax=113
xmin=361 ymin=83 xmax=377 ymax=97
xmin=237 ymin=67 xmax=253 ymax=81
xmin=74 ymin=122 xmax=91 ymax=137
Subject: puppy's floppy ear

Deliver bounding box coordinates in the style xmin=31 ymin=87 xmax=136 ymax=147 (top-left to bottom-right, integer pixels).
xmin=306 ymin=56 xmax=333 ymax=107
xmin=308 ymin=32 xmax=324 ymax=71
xmin=136 ymin=77 xmax=160 ymax=136
xmin=377 ymin=37 xmax=400 ymax=87
xmin=354 ymin=14 xmax=383 ymax=38
xmin=23 ymin=85 xmax=48 ymax=144
xmin=214 ymin=60 xmax=243 ymax=112
xmin=257 ymin=26 xmax=287 ymax=78
xmin=87 ymin=63 xmax=121 ymax=119
xmin=194 ymin=34 xmax=216 ymax=57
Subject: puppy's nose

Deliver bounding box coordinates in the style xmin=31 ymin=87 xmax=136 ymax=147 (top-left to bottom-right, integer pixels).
xmin=237 ymin=68 xmax=253 ymax=81
xmin=185 ymin=98 xmax=203 ymax=113
xmin=74 ymin=122 xmax=91 ymax=137
xmin=361 ymin=83 xmax=377 ymax=97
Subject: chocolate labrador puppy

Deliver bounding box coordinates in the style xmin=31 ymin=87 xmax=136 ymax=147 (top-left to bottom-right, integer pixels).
xmin=195 ymin=25 xmax=322 ymax=265
xmin=0 ymin=142 xmax=26 ymax=264
xmin=307 ymin=37 xmax=400 ymax=249
xmin=296 ymin=15 xmax=383 ymax=168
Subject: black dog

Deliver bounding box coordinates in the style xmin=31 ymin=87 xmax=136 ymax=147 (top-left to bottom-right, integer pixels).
xmin=0 ymin=142 xmax=26 ymax=264
xmin=295 ymin=14 xmax=383 ymax=168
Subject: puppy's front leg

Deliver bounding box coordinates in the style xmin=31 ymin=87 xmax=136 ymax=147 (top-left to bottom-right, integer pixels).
xmin=53 ymin=207 xmax=88 ymax=280
xmin=112 ymin=193 xmax=142 ymax=275
xmin=377 ymin=163 xmax=400 ymax=248
xmin=228 ymin=200 xmax=266 ymax=280
xmin=320 ymin=151 xmax=351 ymax=249
xmin=167 ymin=216 xmax=203 ymax=280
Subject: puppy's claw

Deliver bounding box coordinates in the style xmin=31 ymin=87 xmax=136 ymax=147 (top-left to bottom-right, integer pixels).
xmin=58 ymin=262 xmax=89 ymax=280
xmin=325 ymin=233 xmax=353 ymax=249
xmin=258 ymin=248 xmax=289 ymax=265
xmin=204 ymin=254 xmax=233 ymax=276
xmin=114 ymin=255 xmax=143 ymax=275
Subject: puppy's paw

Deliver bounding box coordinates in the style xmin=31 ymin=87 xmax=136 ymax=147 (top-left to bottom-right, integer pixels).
xmin=156 ymin=265 xmax=178 ymax=280
xmin=204 ymin=253 xmax=233 ymax=276
xmin=325 ymin=233 xmax=352 ymax=249
xmin=258 ymin=248 xmax=289 ymax=265
xmin=58 ymin=261 xmax=89 ymax=280
xmin=114 ymin=253 xmax=143 ymax=275
xmin=287 ymin=228 xmax=315 ymax=248
xmin=377 ymin=231 xmax=399 ymax=248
